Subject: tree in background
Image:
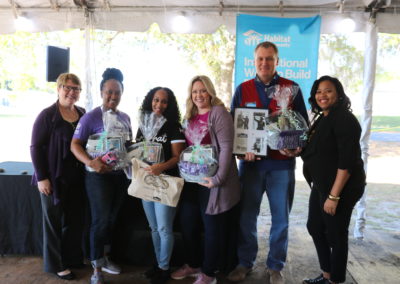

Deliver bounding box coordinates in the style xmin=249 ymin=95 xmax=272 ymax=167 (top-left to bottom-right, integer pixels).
xmin=0 ymin=32 xmax=42 ymax=91
xmin=1 ymin=29 xmax=399 ymax=112
xmin=319 ymin=34 xmax=365 ymax=94
xmin=148 ymin=24 xmax=236 ymax=108
xmin=377 ymin=33 xmax=400 ymax=82
xmin=90 ymin=24 xmax=236 ymax=108
xmin=0 ymin=30 xmax=85 ymax=93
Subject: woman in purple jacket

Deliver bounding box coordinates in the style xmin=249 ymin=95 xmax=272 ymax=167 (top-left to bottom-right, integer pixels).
xmin=30 ymin=73 xmax=86 ymax=280
xmin=171 ymin=75 xmax=240 ymax=284
xmin=71 ymin=68 xmax=132 ymax=284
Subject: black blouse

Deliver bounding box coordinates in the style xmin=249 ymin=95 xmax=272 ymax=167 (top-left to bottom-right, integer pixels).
xmin=301 ymin=108 xmax=365 ymax=199
xmin=136 ymin=120 xmax=185 ymax=177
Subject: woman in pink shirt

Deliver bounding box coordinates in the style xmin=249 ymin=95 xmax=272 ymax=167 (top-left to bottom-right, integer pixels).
xmin=171 ymin=75 xmax=240 ymax=284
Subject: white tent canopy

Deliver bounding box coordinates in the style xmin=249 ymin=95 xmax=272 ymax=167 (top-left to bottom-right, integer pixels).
xmin=0 ymin=0 xmax=399 ymax=34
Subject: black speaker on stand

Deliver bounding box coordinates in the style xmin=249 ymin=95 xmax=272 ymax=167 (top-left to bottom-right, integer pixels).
xmin=46 ymin=45 xmax=70 ymax=82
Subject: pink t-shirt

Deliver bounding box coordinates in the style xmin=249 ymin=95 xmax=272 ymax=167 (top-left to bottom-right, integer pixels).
xmin=186 ymin=112 xmax=211 ymax=146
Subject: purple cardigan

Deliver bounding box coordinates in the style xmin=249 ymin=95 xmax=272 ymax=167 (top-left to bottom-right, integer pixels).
xmin=30 ymin=101 xmax=85 ymax=204
xmin=206 ymin=105 xmax=241 ymax=215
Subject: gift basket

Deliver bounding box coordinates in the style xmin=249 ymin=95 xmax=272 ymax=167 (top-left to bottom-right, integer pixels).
xmin=86 ymin=110 xmax=131 ymax=170
xmin=264 ymin=85 xmax=308 ymax=150
xmin=126 ymin=111 xmax=166 ymax=165
xmin=178 ymin=119 xmax=218 ymax=183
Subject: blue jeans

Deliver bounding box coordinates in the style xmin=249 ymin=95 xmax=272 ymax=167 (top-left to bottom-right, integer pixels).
xmin=142 ymin=200 xmax=177 ymax=270
xmin=237 ymin=165 xmax=295 ymax=271
xmin=85 ymin=171 xmax=129 ymax=266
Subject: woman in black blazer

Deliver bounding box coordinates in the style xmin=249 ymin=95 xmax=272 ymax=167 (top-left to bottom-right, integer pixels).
xmin=301 ymin=76 xmax=365 ymax=284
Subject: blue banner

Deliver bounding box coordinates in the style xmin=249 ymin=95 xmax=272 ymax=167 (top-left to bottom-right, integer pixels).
xmin=235 ymin=14 xmax=321 ymax=105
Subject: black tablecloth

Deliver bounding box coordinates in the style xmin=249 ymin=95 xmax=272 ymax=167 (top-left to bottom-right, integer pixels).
xmin=0 ymin=161 xmax=42 ymax=255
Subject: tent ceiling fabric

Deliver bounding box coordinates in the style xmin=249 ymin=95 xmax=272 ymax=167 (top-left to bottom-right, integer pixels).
xmin=0 ymin=0 xmax=399 ymax=34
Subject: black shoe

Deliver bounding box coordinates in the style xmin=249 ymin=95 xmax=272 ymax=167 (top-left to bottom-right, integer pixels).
xmin=303 ymin=274 xmax=330 ymax=284
xmin=151 ymin=269 xmax=170 ymax=284
xmin=144 ymin=265 xmax=162 ymax=279
xmin=56 ymin=271 xmax=76 ymax=280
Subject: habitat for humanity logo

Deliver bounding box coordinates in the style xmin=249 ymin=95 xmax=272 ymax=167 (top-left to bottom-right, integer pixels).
xmin=243 ymin=30 xmax=291 ymax=47
xmin=243 ymin=30 xmax=262 ymax=45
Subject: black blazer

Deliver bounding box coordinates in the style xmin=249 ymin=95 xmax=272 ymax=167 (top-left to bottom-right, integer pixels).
xmin=301 ymin=107 xmax=365 ymax=202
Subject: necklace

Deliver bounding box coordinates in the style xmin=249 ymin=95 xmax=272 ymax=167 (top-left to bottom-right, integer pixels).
xmin=58 ymin=105 xmax=79 ymax=131
xmin=59 ymin=105 xmax=79 ymax=121
xmin=69 ymin=120 xmax=78 ymax=131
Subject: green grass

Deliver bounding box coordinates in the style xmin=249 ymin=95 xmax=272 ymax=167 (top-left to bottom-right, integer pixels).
xmin=354 ymin=116 xmax=400 ymax=132
xmin=371 ymin=116 xmax=400 ymax=132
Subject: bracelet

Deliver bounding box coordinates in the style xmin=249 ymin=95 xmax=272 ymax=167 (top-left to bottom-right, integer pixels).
xmin=328 ymin=194 xmax=340 ymax=201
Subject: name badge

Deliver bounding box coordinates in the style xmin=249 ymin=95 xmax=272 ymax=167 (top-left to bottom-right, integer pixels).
xmin=245 ymin=102 xmax=256 ymax=107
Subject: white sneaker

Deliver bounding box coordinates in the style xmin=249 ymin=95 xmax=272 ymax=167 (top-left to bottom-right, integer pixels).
xmin=101 ymin=256 xmax=121 ymax=274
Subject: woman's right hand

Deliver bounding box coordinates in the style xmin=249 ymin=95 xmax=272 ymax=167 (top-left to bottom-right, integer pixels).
xmin=38 ymin=179 xmax=52 ymax=195
xmin=88 ymin=157 xmax=112 ymax=174
xmin=237 ymin=152 xmax=261 ymax=162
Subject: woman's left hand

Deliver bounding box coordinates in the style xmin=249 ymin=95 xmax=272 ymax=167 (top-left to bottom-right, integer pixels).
xmin=324 ymin=198 xmax=338 ymax=216
xmin=144 ymin=164 xmax=163 ymax=176
xmin=199 ymin=177 xmax=214 ymax=188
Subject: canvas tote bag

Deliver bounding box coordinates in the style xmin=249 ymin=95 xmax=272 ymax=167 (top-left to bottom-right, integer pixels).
xmin=128 ymin=158 xmax=184 ymax=207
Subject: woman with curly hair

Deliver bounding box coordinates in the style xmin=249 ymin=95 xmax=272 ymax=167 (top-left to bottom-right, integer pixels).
xmin=135 ymin=87 xmax=186 ymax=284
xmin=301 ymin=76 xmax=365 ymax=284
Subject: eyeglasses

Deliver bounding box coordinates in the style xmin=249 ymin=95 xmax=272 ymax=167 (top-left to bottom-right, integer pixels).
xmin=63 ymin=85 xmax=82 ymax=92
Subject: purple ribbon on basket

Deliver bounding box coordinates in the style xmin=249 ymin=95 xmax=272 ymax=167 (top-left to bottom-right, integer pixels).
xmin=277 ymin=130 xmax=307 ymax=149
xmin=179 ymin=161 xmax=209 ymax=176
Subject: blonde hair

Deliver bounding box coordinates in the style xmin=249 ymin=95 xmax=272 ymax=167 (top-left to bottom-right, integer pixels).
xmin=184 ymin=75 xmax=225 ymax=120
xmin=56 ymin=73 xmax=81 ymax=89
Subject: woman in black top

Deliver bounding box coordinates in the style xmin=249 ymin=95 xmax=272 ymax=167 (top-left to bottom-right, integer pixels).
xmin=301 ymin=76 xmax=365 ymax=284
xmin=136 ymin=87 xmax=186 ymax=284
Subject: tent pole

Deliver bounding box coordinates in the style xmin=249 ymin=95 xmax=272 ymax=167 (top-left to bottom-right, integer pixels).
xmin=354 ymin=21 xmax=377 ymax=240
xmin=84 ymin=8 xmax=93 ymax=111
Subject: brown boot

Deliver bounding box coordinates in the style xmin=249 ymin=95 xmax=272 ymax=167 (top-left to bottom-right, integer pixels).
xmin=227 ymin=265 xmax=253 ymax=282
xmin=266 ymin=268 xmax=284 ymax=284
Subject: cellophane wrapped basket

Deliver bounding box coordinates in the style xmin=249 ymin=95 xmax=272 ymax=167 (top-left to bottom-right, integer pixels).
xmin=178 ymin=119 xmax=218 ymax=183
xmin=265 ymin=85 xmax=308 ymax=150
xmin=126 ymin=111 xmax=166 ymax=165
xmin=86 ymin=110 xmax=131 ymax=170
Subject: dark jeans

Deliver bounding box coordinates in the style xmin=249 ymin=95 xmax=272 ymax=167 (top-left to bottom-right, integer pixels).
xmin=179 ymin=182 xmax=228 ymax=277
xmin=306 ymin=187 xmax=363 ymax=283
xmin=85 ymin=171 xmax=129 ymax=265
xmin=40 ymin=179 xmax=86 ymax=273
